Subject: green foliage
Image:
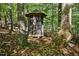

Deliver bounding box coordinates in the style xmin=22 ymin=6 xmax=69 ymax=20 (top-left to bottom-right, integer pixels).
xmin=0 ymin=3 xmax=79 ymax=35
xmin=72 ymin=4 xmax=79 ymax=34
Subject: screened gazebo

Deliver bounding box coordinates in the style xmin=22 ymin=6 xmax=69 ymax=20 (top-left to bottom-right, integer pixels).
xmin=26 ymin=10 xmax=46 ymax=37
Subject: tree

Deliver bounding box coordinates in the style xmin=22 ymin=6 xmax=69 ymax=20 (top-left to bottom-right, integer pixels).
xmin=0 ymin=4 xmax=2 ymax=28
xmin=4 ymin=4 xmax=7 ymax=29
xmin=58 ymin=3 xmax=62 ymax=27
xmin=58 ymin=3 xmax=72 ymax=42
xmin=17 ymin=3 xmax=26 ymax=34
xmin=8 ymin=4 xmax=13 ymax=33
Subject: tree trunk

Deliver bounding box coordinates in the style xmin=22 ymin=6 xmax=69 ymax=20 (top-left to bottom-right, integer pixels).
xmin=58 ymin=3 xmax=62 ymax=27
xmin=58 ymin=3 xmax=72 ymax=42
xmin=17 ymin=3 xmax=26 ymax=34
xmin=0 ymin=4 xmax=2 ymax=28
xmin=9 ymin=4 xmax=13 ymax=33
xmin=4 ymin=10 xmax=7 ymax=28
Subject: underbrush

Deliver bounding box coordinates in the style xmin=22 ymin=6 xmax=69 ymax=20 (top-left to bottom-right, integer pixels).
xmin=0 ymin=33 xmax=79 ymax=56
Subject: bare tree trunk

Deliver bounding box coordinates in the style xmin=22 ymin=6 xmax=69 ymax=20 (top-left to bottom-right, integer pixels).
xmin=58 ymin=3 xmax=72 ymax=42
xmin=9 ymin=4 xmax=13 ymax=33
xmin=0 ymin=4 xmax=2 ymax=28
xmin=17 ymin=3 xmax=26 ymax=34
xmin=0 ymin=4 xmax=1 ymax=27
xmin=4 ymin=11 xmax=7 ymax=29
xmin=58 ymin=3 xmax=62 ymax=27
xmin=0 ymin=4 xmax=1 ymax=20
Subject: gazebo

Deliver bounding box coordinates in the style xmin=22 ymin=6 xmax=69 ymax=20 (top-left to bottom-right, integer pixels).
xmin=26 ymin=9 xmax=46 ymax=37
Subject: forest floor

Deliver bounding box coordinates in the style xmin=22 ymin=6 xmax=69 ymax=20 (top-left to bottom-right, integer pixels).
xmin=0 ymin=33 xmax=79 ymax=56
